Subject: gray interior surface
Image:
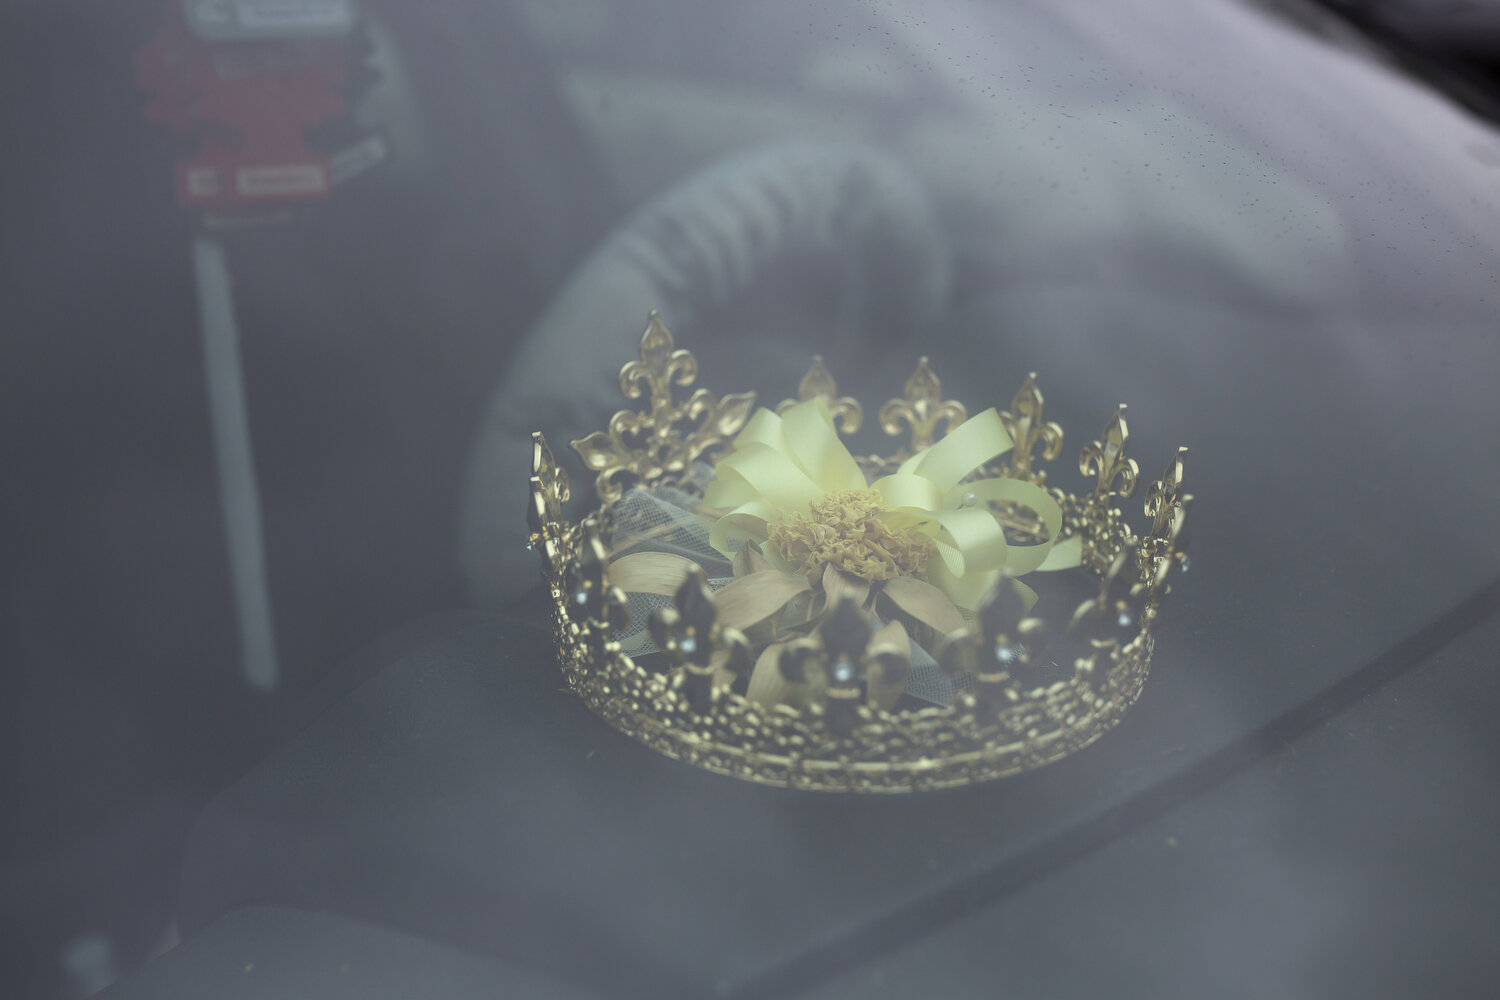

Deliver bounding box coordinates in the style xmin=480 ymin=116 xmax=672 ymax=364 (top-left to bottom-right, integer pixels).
xmin=96 ymin=906 xmax=600 ymax=1000
xmin=800 ymin=611 xmax=1500 ymax=1000
xmin=103 ymin=599 xmax=1500 ymax=1000
xmin=173 ymin=575 xmax=1500 ymax=998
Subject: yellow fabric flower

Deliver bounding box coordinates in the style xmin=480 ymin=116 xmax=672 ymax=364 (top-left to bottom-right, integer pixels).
xmin=701 ymin=397 xmax=1076 ymax=611
xmin=767 ymin=489 xmax=932 ymax=581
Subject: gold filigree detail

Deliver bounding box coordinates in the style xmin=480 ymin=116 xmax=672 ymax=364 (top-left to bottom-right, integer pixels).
xmin=648 ymin=565 xmax=752 ymax=715
xmin=878 ymin=357 xmax=968 ymax=453
xmin=777 ymin=356 xmax=862 ymax=434
xmin=998 ymin=373 xmax=1064 ymax=479
xmin=1079 ymin=405 xmax=1139 ymax=503
xmin=1070 ymin=548 xmax=1151 ymax=686
xmin=777 ymin=598 xmax=911 ymax=733
xmin=537 ymin=324 xmax=1192 ymax=793
xmin=940 ymin=575 xmax=1049 ymax=715
xmin=564 ymin=517 xmax=628 ymax=633
xmin=557 ymin=558 xmax=1154 ymax=790
xmin=1144 ymin=447 xmax=1188 ymax=545
xmin=1142 ymin=447 xmax=1192 ymax=601
xmin=571 ymin=313 xmax=756 ymax=502
xmin=528 ymin=432 xmax=570 ymax=577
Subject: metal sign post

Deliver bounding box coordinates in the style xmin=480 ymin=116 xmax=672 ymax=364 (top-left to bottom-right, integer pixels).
xmin=190 ymin=235 xmax=279 ymax=690
xmin=137 ymin=0 xmax=383 ymax=689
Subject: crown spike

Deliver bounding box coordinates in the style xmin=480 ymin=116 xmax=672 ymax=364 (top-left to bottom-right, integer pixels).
xmin=1080 ymin=405 xmax=1139 ymax=503
xmin=998 ymin=373 xmax=1064 ymax=479
xmin=527 ymin=432 xmax=570 ymax=576
xmin=778 ymin=355 xmax=862 ymax=433
xmin=1144 ymin=446 xmax=1188 ymax=541
xmin=878 ymin=357 xmax=968 ymax=453
xmin=572 ymin=314 xmax=755 ymax=502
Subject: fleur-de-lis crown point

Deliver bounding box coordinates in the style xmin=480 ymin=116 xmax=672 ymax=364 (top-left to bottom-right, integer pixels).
xmin=878 ymin=356 xmax=968 ymax=453
xmin=1080 ymin=404 xmax=1139 ymax=503
xmin=998 ymin=372 xmax=1064 ymax=478
xmin=571 ymin=315 xmax=755 ymax=503
xmin=779 ymin=355 xmax=862 ymax=433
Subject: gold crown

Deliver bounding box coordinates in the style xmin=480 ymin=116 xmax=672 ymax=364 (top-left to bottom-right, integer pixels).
xmin=527 ymin=314 xmax=1191 ymax=792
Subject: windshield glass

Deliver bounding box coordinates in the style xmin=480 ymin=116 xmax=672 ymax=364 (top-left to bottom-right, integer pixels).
xmin=4 ymin=2 xmax=1499 ymax=998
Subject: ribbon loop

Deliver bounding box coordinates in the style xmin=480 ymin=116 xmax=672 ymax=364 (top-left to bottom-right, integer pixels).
xmin=701 ymin=398 xmax=1066 ymax=611
xmin=898 ymin=408 xmax=1012 ymax=490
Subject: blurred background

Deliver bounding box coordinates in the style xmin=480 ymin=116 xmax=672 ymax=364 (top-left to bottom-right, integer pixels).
xmin=2 ymin=1 xmax=1499 ymax=997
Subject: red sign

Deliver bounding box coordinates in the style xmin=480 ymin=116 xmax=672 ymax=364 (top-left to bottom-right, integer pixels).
xmin=136 ymin=6 xmax=350 ymax=210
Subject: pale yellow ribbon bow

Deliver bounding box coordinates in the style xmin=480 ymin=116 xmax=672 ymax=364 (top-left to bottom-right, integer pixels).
xmin=702 ymin=396 xmax=1081 ymax=610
